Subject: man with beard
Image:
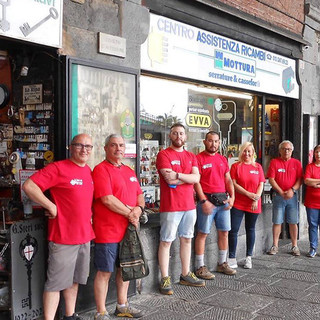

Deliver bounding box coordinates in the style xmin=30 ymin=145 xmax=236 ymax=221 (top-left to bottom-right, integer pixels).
xmin=194 ymin=131 xmax=236 ymax=279
xmin=156 ymin=123 xmax=204 ymax=295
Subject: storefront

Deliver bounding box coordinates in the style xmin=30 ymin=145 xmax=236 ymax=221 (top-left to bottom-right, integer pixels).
xmin=139 ymin=13 xmax=300 ymax=210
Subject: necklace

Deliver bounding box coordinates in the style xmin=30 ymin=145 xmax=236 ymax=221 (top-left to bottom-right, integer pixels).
xmin=106 ymin=159 xmax=123 ymax=168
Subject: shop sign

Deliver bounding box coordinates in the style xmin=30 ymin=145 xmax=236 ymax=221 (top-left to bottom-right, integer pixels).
xmin=0 ymin=0 xmax=63 ymax=48
xmin=141 ymin=14 xmax=299 ymax=99
xmin=23 ymin=84 xmax=43 ymax=105
xmin=185 ymin=113 xmax=212 ymax=128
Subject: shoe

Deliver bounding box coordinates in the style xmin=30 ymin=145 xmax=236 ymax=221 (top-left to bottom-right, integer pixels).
xmin=291 ymin=246 xmax=300 ymax=256
xmin=95 ymin=311 xmax=111 ymax=320
xmin=268 ymin=245 xmax=278 ymax=255
xmin=228 ymin=258 xmax=238 ymax=269
xmin=114 ymin=302 xmax=143 ymax=318
xmin=307 ymin=248 xmax=317 ymax=258
xmin=195 ymin=265 xmax=215 ymax=280
xmin=159 ymin=276 xmax=173 ymax=295
xmin=216 ymin=262 xmax=236 ymax=275
xmin=63 ymin=314 xmax=83 ymax=320
xmin=244 ymin=256 xmax=252 ymax=269
xmin=179 ymin=271 xmax=205 ymax=286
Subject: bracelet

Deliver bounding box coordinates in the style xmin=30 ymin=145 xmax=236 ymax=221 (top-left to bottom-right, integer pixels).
xmin=176 ymin=172 xmax=179 ymax=180
xmin=138 ymin=205 xmax=145 ymax=214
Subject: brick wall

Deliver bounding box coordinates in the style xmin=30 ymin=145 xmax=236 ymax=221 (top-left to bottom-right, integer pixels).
xmin=217 ymin=0 xmax=305 ymax=35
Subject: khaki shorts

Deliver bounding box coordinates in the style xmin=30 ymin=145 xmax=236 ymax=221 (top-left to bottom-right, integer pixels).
xmin=44 ymin=241 xmax=90 ymax=292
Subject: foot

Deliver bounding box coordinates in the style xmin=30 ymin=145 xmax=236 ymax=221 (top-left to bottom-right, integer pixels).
xmin=216 ymin=262 xmax=236 ymax=275
xmin=114 ymin=302 xmax=143 ymax=318
xmin=95 ymin=311 xmax=111 ymax=320
xmin=244 ymin=256 xmax=252 ymax=269
xmin=228 ymin=258 xmax=238 ymax=269
xmin=268 ymin=245 xmax=278 ymax=255
xmin=307 ymin=248 xmax=317 ymax=258
xmin=291 ymin=246 xmax=300 ymax=256
xmin=195 ymin=265 xmax=215 ymax=280
xmin=179 ymin=271 xmax=205 ymax=286
xmin=159 ymin=276 xmax=173 ymax=295
xmin=63 ymin=314 xmax=83 ymax=320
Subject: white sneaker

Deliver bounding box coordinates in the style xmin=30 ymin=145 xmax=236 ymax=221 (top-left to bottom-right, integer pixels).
xmin=244 ymin=256 xmax=252 ymax=269
xmin=228 ymin=258 xmax=238 ymax=269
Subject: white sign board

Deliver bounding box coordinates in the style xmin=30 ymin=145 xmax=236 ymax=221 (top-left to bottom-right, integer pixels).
xmin=141 ymin=14 xmax=299 ymax=99
xmin=0 ymin=0 xmax=63 ymax=48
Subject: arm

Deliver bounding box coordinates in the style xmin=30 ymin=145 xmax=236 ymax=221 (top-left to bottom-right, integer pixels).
xmin=224 ymin=172 xmax=234 ymax=209
xmin=268 ymin=177 xmax=285 ymax=197
xmin=22 ymin=179 xmax=57 ymax=219
xmin=232 ymin=178 xmax=258 ymax=201
xmin=251 ymin=181 xmax=264 ymax=211
xmin=305 ymin=177 xmax=320 ymax=188
xmin=160 ymin=166 xmax=200 ymax=185
xmin=194 ymin=182 xmax=214 ymax=215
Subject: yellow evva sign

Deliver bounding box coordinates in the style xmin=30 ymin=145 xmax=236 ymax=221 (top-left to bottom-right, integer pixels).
xmin=186 ymin=113 xmax=212 ymax=128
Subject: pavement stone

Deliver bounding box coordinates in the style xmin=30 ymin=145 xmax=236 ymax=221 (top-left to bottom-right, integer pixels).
xmin=79 ymin=240 xmax=320 ymax=319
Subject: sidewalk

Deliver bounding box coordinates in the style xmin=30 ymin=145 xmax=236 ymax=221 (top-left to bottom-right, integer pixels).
xmin=81 ymin=240 xmax=320 ymax=319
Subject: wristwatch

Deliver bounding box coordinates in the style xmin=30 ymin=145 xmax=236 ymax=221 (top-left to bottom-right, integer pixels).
xmin=199 ymin=199 xmax=207 ymax=204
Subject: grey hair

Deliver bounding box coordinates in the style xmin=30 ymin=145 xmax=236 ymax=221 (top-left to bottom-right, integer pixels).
xmin=279 ymin=140 xmax=294 ymax=151
xmin=104 ymin=134 xmax=123 ymax=146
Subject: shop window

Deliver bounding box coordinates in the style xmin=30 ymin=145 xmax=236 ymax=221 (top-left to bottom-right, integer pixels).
xmin=140 ymin=75 xmax=258 ymax=209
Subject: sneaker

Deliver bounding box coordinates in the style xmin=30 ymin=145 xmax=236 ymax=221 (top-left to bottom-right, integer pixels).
xmin=195 ymin=265 xmax=215 ymax=280
xmin=179 ymin=271 xmax=205 ymax=286
xmin=228 ymin=258 xmax=238 ymax=269
xmin=291 ymin=246 xmax=300 ymax=256
xmin=244 ymin=256 xmax=252 ymax=269
xmin=268 ymin=245 xmax=278 ymax=255
xmin=95 ymin=311 xmax=111 ymax=320
xmin=63 ymin=314 xmax=83 ymax=320
xmin=307 ymin=248 xmax=317 ymax=258
xmin=159 ymin=276 xmax=173 ymax=295
xmin=216 ymin=262 xmax=236 ymax=275
xmin=114 ymin=302 xmax=143 ymax=318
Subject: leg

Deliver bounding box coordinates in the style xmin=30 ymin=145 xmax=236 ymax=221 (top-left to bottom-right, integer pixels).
xmin=228 ymin=208 xmax=244 ymax=258
xmin=158 ymin=241 xmax=172 ymax=278
xmin=43 ymin=291 xmax=60 ymax=320
xmin=194 ymin=232 xmax=208 ymax=255
xmin=180 ymin=237 xmax=192 ymax=276
xmin=94 ymin=271 xmax=112 ymax=313
xmin=272 ymin=224 xmax=282 ymax=247
xmin=288 ymin=223 xmax=298 ymax=247
xmin=306 ymin=208 xmax=319 ymax=249
xmin=62 ymin=283 xmax=79 ymax=317
xmin=115 ymin=268 xmax=130 ymax=305
xmin=245 ymin=212 xmax=259 ymax=256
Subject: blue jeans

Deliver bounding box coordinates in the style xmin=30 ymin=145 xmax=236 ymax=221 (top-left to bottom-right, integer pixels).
xmin=272 ymin=193 xmax=299 ymax=224
xmin=306 ymin=207 xmax=320 ymax=250
xmin=228 ymin=207 xmax=259 ymax=258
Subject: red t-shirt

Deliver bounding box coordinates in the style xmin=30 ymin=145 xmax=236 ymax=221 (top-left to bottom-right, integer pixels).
xmin=197 ymin=151 xmax=229 ymax=193
xmin=267 ymin=157 xmax=303 ymax=191
xmin=304 ymin=163 xmax=320 ymax=209
xmin=156 ymin=147 xmax=198 ymax=212
xmin=230 ymin=162 xmax=265 ymax=213
xmin=30 ymin=159 xmax=95 ymax=245
xmin=92 ymin=161 xmax=142 ymax=243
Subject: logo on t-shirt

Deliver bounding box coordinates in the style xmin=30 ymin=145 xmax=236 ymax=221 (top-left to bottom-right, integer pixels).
xmin=171 ymin=160 xmax=180 ymax=166
xmin=250 ymin=170 xmax=259 ymax=175
xmin=130 ymin=177 xmax=138 ymax=182
xmin=277 ymin=169 xmax=285 ymax=173
xmin=70 ymin=179 xmax=83 ymax=186
xmin=203 ymin=163 xmax=213 ymax=169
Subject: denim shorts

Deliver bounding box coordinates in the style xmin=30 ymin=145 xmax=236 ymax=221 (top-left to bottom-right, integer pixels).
xmin=160 ymin=209 xmax=197 ymax=242
xmin=272 ymin=192 xmax=299 ymax=224
xmin=196 ymin=202 xmax=231 ymax=233
xmin=94 ymin=243 xmax=120 ymax=272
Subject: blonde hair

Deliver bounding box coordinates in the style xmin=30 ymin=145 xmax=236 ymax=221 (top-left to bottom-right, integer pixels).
xmin=238 ymin=142 xmax=257 ymax=166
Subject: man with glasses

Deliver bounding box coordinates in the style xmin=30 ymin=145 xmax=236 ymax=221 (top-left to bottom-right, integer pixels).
xmin=92 ymin=134 xmax=144 ymax=319
xmin=22 ymin=134 xmax=95 ymax=320
xmin=267 ymin=140 xmax=303 ymax=256
xmin=156 ymin=123 xmax=204 ymax=296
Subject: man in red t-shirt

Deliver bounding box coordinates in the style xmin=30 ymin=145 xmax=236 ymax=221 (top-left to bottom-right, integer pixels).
xmin=267 ymin=140 xmax=303 ymax=256
xmin=156 ymin=123 xmax=204 ymax=296
xmin=22 ymin=133 xmax=95 ymax=320
xmin=92 ymin=134 xmax=144 ymax=319
xmin=194 ymin=131 xmax=236 ymax=278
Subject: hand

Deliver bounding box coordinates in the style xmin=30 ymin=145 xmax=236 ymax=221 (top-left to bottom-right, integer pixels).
xmin=251 ymin=200 xmax=258 ymax=211
xmin=162 ymin=170 xmax=178 ymax=184
xmin=283 ymin=189 xmax=294 ymax=200
xmin=224 ymin=197 xmax=234 ymax=210
xmin=45 ymin=204 xmax=57 ymax=219
xmin=201 ymin=200 xmax=214 ymax=215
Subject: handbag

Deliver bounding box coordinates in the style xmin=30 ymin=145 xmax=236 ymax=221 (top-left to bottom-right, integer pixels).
xmin=119 ymin=223 xmax=149 ymax=281
xmin=205 ymin=192 xmax=228 ymax=206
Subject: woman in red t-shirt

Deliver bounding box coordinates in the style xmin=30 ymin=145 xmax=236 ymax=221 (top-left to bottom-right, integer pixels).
xmin=228 ymin=142 xmax=265 ymax=269
xmin=304 ymin=144 xmax=320 ymax=258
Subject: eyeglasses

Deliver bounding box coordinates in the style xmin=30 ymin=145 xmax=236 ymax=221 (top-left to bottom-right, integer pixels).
xmin=281 ymin=148 xmax=292 ymax=152
xmin=71 ymin=143 xmax=93 ymax=150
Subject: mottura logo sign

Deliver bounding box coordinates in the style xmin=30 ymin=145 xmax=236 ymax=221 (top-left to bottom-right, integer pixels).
xmin=185 ymin=113 xmax=212 ymax=128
